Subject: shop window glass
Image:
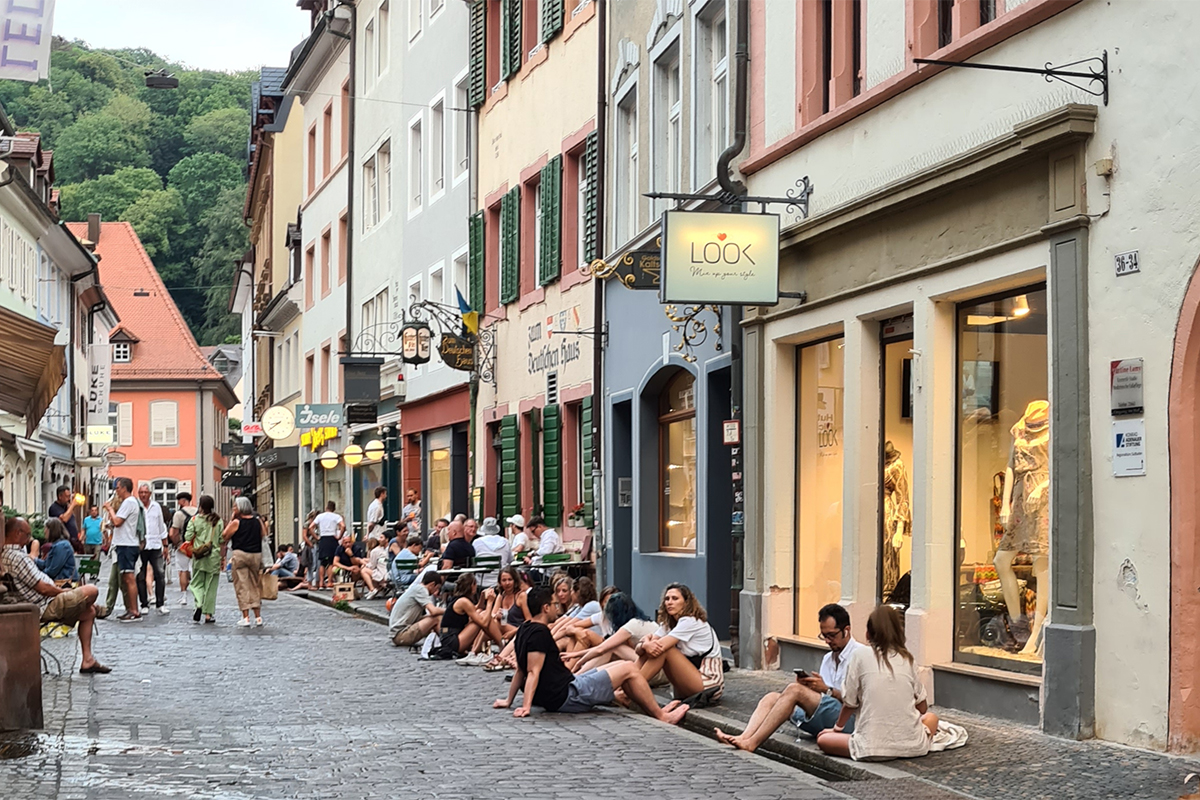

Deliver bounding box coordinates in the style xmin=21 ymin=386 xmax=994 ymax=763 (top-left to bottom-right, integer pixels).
xmin=795 ymin=338 xmax=844 ymax=638
xmin=880 ymin=320 xmax=914 ymax=606
xmin=358 ymin=461 xmax=384 ymax=530
xmin=954 ymin=286 xmax=1048 ymax=672
xmin=429 ymin=447 xmax=452 ymax=524
xmin=659 ymin=371 xmax=696 ymax=552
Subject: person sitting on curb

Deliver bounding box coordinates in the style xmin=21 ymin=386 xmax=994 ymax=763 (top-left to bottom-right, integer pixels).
xmin=715 ymin=603 xmax=862 ymax=752
xmin=388 ymin=570 xmax=445 ymax=647
xmin=333 ymin=534 xmax=379 ymax=596
xmin=493 ymin=585 xmax=688 ymax=724
xmin=632 ymin=583 xmax=725 ymax=706
xmin=269 ymin=545 xmax=300 ymax=578
xmin=441 ymin=573 xmax=506 ymax=660
xmin=1 ymin=516 xmax=110 ymax=674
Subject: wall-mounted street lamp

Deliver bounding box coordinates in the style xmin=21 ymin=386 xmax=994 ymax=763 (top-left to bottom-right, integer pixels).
xmin=319 ymin=449 xmax=340 ymax=470
xmin=364 ymin=439 xmax=385 ymax=460
xmin=342 ymin=444 xmax=364 ymax=467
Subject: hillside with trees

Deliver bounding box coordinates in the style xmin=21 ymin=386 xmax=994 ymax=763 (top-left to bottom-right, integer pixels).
xmin=0 ymin=39 xmax=256 ymax=345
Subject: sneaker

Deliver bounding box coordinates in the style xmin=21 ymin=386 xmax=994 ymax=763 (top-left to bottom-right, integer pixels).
xmin=178 ymin=594 xmax=188 ymax=606
xmin=157 ymin=606 xmax=170 ymax=615
xmin=236 ymin=618 xmax=251 ymax=628
xmin=203 ymin=617 xmax=215 ymax=624
xmin=193 ymin=608 xmax=202 ymax=624
xmin=455 ymin=654 xmax=476 ymax=666
xmin=254 ymin=617 xmax=264 ymax=627
xmin=117 ymin=613 xmax=142 ymax=623
xmin=364 ymin=589 xmax=378 ymax=601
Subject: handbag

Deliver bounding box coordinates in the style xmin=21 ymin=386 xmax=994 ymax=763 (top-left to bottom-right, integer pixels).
xmin=179 ymin=541 xmax=194 ymax=558
xmin=261 ymin=571 xmax=279 ymax=601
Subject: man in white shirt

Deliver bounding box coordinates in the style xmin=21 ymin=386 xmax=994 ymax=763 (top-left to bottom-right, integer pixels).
xmin=472 ymin=517 xmax=512 ymax=588
xmin=366 ymin=487 xmax=387 ymax=538
xmin=525 ymin=516 xmax=562 ymax=562
xmin=101 ymin=477 xmax=145 ymax=622
xmin=136 ymin=483 xmax=170 ymax=615
xmin=507 ymin=514 xmax=531 ymax=554
xmin=312 ymin=501 xmax=346 ymax=589
xmin=714 ymin=603 xmax=861 ymax=752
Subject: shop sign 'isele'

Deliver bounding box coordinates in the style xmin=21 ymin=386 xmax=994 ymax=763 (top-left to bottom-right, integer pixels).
xmin=660 ymin=211 xmax=780 ymax=305
xmin=295 ymin=403 xmax=344 ymax=428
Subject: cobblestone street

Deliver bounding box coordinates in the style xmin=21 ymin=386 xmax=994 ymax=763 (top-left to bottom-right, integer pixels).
xmin=2 ymin=580 xmax=851 ymax=800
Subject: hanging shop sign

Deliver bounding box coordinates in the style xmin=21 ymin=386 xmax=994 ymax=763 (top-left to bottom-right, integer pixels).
xmin=241 ymin=421 xmax=264 ymax=437
xmin=401 ymin=321 xmax=432 ymax=364
xmin=85 ymin=425 xmax=114 ymax=445
xmin=438 ymin=334 xmax=476 ymax=372
xmin=345 ymin=403 xmax=378 ymax=425
xmin=1110 ymin=358 xmax=1144 ymax=417
xmin=222 ymin=441 xmax=257 ymax=457
xmin=295 ymin=403 xmax=344 ymax=429
xmin=612 ymin=248 xmax=661 ymax=289
xmin=86 ymin=344 xmax=111 ymax=426
xmin=300 ymin=426 xmax=340 ymax=452
xmin=341 ymin=357 xmax=384 ymax=403
xmin=103 ymin=450 xmax=126 ymax=464
xmin=660 ymin=211 xmax=780 ymax=305
xmin=255 ymin=446 xmax=298 ymax=470
xmin=221 ymin=470 xmax=254 ymax=489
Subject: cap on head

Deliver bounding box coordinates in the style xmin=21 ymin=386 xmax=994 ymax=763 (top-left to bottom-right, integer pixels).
xmin=506 ymin=514 xmax=526 ymax=528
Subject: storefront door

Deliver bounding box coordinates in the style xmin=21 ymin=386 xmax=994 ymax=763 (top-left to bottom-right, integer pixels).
xmin=879 ymin=316 xmax=915 ymax=608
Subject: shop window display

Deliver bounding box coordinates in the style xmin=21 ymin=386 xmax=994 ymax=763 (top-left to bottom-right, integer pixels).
xmin=795 ymin=338 xmax=844 ymax=638
xmin=428 ymin=447 xmax=452 ymax=524
xmin=880 ymin=319 xmax=915 ymax=607
xmin=659 ymin=371 xmax=697 ymax=552
xmin=954 ymin=286 xmax=1048 ymax=672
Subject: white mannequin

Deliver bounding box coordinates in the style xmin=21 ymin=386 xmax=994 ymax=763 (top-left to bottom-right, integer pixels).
xmin=995 ymin=401 xmax=1050 ymax=655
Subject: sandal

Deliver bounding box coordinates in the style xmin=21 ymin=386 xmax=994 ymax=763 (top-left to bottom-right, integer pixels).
xmin=79 ymin=662 xmax=112 ymax=674
xmin=483 ymin=661 xmax=509 ymax=672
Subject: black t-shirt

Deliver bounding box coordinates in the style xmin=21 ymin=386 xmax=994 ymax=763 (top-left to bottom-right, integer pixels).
xmin=514 ymin=621 xmax=574 ymax=712
xmin=334 ymin=542 xmax=365 ymax=567
xmin=441 ymin=538 xmax=474 ymax=568
xmin=230 ymin=517 xmax=263 ymax=553
xmin=48 ymin=501 xmax=80 ymax=543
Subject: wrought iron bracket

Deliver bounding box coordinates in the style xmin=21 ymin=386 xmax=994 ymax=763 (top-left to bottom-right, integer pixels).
xmin=474 ymin=327 xmax=497 ymax=387
xmin=913 ymin=50 xmax=1108 ymax=105
xmin=645 ymin=175 xmax=815 ymax=224
xmin=664 ymin=304 xmax=723 ymax=363
xmin=549 ymin=322 xmax=608 ymax=349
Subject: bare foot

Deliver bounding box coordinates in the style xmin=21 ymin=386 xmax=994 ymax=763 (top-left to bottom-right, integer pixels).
xmin=612 ymin=688 xmax=631 ymax=709
xmin=662 ymin=703 xmax=689 ymax=725
xmin=662 ymin=699 xmax=682 ymax=713
xmin=714 ymin=728 xmax=738 ymax=747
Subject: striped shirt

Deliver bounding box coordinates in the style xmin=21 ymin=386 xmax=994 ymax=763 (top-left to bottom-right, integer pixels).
xmin=1 ymin=544 xmax=52 ymax=609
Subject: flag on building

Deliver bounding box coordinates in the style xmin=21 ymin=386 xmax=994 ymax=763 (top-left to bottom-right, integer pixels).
xmin=456 ymin=287 xmax=478 ymax=335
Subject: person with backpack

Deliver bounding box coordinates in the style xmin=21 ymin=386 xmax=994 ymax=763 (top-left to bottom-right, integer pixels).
xmin=185 ymin=495 xmax=222 ymax=624
xmin=170 ymin=492 xmax=198 ymax=606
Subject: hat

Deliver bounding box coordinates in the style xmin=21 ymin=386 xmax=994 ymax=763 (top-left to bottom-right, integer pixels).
xmin=480 ymin=517 xmax=501 ymax=537
xmin=506 ymin=514 xmax=526 ymax=528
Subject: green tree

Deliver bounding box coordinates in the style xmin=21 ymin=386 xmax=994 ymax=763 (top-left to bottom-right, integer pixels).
xmin=58 ymin=167 xmax=162 ymax=222
xmin=53 ymin=94 xmax=152 ymax=182
xmin=120 ymin=187 xmax=186 ymax=260
xmin=191 ymin=186 xmax=250 ymax=344
xmin=167 ymin=152 xmax=243 ymax=219
xmin=183 ymin=107 xmax=250 ymax=160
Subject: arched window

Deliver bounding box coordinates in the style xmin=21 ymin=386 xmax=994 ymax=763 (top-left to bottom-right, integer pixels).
xmin=659 ymin=370 xmax=696 ymax=552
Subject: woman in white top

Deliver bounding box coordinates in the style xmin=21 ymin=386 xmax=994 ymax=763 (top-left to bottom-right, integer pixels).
xmin=816 ymin=605 xmax=939 ymax=761
xmin=633 ymin=583 xmax=724 ymax=702
xmin=563 ymin=591 xmax=657 ymax=674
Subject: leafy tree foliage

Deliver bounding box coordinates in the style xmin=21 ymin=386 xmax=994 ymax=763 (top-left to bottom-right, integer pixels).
xmin=58 ymin=167 xmax=162 ymax=222
xmin=53 ymin=94 xmax=153 ymax=183
xmin=184 ymin=107 xmax=251 ymax=160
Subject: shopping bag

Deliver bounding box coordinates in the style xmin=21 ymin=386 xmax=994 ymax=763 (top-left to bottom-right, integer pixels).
xmin=261 ymin=571 xmax=279 ymax=601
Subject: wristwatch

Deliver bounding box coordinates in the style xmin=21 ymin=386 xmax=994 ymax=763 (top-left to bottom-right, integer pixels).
xmin=824 ymin=688 xmax=834 ymax=698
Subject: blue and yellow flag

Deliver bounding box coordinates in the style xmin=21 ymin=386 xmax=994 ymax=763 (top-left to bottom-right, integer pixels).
xmin=456 ymin=287 xmax=479 ymax=336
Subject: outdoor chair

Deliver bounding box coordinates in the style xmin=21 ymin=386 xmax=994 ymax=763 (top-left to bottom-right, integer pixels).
xmin=78 ymin=557 xmax=101 ymax=586
xmin=473 ymin=555 xmax=502 ymax=585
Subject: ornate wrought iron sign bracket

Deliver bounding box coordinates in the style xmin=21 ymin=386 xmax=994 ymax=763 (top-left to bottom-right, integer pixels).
xmin=913 ymin=50 xmax=1109 ymax=105
xmin=664 ymin=304 xmax=723 ymax=364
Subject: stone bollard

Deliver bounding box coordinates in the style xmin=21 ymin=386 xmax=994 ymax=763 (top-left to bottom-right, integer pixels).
xmin=0 ymin=603 xmax=43 ymax=730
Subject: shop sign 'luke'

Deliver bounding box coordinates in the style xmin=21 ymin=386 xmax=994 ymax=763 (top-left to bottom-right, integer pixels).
xmin=660 ymin=211 xmax=780 ymax=305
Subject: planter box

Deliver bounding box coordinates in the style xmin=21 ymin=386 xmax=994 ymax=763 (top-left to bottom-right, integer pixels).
xmin=0 ymin=603 xmax=43 ymax=730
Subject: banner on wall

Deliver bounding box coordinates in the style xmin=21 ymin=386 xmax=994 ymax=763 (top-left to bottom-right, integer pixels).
xmin=86 ymin=343 xmax=111 ymax=426
xmin=0 ymin=1 xmax=56 ymax=83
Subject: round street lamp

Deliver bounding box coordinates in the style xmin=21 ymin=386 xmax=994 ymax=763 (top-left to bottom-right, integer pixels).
xmin=319 ymin=449 xmax=340 ymax=470
xmin=364 ymin=439 xmax=385 ymax=460
xmin=343 ymin=444 xmax=364 ymax=467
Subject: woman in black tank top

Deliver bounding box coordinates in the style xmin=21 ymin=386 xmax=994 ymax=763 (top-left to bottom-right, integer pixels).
xmin=221 ymin=497 xmax=271 ymax=628
xmin=442 ymin=573 xmax=507 ymax=657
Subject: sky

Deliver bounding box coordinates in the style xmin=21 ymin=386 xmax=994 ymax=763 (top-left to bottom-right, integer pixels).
xmin=55 ymin=0 xmax=313 ymax=73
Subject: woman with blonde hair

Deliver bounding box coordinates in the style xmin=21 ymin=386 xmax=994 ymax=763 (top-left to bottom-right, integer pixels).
xmin=221 ymin=496 xmax=270 ymax=627
xmin=632 ymin=583 xmax=724 ymax=704
xmin=816 ymin=605 xmax=939 ymax=761
xmin=186 ymin=495 xmax=223 ymax=624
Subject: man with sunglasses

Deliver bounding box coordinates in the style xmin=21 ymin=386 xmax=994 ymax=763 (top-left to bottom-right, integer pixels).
xmin=714 ymin=603 xmax=863 ymax=752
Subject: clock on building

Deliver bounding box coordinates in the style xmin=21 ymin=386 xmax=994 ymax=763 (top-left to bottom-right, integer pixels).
xmin=262 ymin=405 xmax=296 ymax=440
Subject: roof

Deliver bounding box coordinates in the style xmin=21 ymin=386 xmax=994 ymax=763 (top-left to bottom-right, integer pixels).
xmin=64 ymin=221 xmax=226 ymax=384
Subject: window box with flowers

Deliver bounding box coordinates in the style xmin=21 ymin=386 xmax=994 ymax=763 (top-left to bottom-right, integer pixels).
xmin=567 ymin=503 xmax=586 ymax=527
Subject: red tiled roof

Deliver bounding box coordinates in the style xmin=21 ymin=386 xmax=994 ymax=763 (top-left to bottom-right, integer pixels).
xmin=65 ymin=221 xmax=224 ymax=382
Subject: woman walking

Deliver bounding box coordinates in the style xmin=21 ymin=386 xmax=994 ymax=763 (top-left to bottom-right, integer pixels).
xmin=222 ymin=496 xmax=270 ymax=628
xmin=186 ymin=495 xmax=222 ymax=624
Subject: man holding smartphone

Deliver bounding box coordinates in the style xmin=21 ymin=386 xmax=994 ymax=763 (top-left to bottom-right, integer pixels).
xmin=714 ymin=603 xmax=863 ymax=752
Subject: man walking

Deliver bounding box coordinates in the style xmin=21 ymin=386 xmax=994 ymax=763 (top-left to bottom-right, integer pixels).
xmin=47 ymin=485 xmax=82 ymax=554
xmin=312 ymin=501 xmax=345 ymax=589
xmin=136 ymin=483 xmax=170 ymax=615
xmin=366 ymin=486 xmax=387 ymax=538
xmin=170 ymin=491 xmax=197 ymax=606
xmin=82 ymin=505 xmax=103 ymax=558
xmin=102 ymin=477 xmax=144 ymax=622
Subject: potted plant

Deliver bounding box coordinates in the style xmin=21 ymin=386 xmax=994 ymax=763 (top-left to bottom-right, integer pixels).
xmin=567 ymin=503 xmax=586 ymax=528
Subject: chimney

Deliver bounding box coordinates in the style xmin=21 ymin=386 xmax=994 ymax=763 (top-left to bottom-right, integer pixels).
xmin=87 ymin=213 xmax=101 ymax=247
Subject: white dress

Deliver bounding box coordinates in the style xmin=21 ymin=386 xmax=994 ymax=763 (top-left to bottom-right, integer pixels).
xmin=841 ymin=646 xmax=931 ymax=761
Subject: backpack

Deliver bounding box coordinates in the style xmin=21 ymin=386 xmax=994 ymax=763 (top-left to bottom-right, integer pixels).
xmin=170 ymin=508 xmax=195 ymax=547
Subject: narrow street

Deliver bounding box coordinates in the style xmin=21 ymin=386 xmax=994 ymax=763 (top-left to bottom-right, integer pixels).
xmin=4 ymin=581 xmax=843 ymax=800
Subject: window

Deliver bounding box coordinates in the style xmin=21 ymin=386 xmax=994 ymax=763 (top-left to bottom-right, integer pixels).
xmin=365 ymin=19 xmax=377 ymax=87
xmin=615 ymin=89 xmax=639 ymax=245
xmin=341 ymin=81 xmax=350 ymax=157
xmin=408 ymin=276 xmax=423 ymax=307
xmin=430 ymin=0 xmax=445 ymax=19
xmin=430 ymin=99 xmax=445 ymax=196
xmin=307 ymin=125 xmax=317 ymax=193
xmin=694 ymin=4 xmax=727 ymax=186
xmin=409 ymin=117 xmax=423 ymax=212
xmin=364 ymin=156 xmax=378 ymax=231
xmin=379 ymin=140 xmax=393 ymax=216
xmin=409 ymin=0 xmax=421 ymax=41
xmin=378 ymin=1 xmax=391 ymax=73
xmin=150 ymin=401 xmax=179 ymax=447
xmin=305 ymin=354 xmax=315 ymax=402
xmin=151 ymin=480 xmax=177 ymax=510
xmin=320 ymin=345 xmax=331 ymax=403
xmin=117 ymin=401 xmax=133 ymax=447
xmin=532 ymin=180 xmax=542 ymax=290
xmin=652 ymin=47 xmax=682 ymax=217
xmin=304 ymin=245 xmax=315 ymax=308
xmin=955 ymin=286 xmax=1048 ymax=673
xmin=322 ymin=104 xmax=333 ymax=175
xmin=659 ymin=371 xmax=696 ymax=552
xmin=453 ymin=77 xmax=470 ymax=180
xmin=320 ymin=230 xmax=332 ymax=297
xmin=795 ymin=337 xmax=844 ymax=637
xmin=430 ymin=265 xmax=444 ymax=305
xmin=338 ymin=213 xmax=348 ymax=284
xmin=880 ymin=318 xmax=914 ymax=607
xmin=112 ymin=342 xmax=131 ymax=363
xmin=800 ymin=0 xmax=862 ymax=125
xmin=453 ymin=251 xmax=469 ymax=305
xmin=362 ymin=287 xmax=390 ymax=332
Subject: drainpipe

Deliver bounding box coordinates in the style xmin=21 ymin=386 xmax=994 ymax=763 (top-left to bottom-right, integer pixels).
xmin=591 ymin=0 xmax=608 ymax=583
xmin=344 ymin=2 xmax=357 ymax=364
xmin=717 ymin=0 xmax=749 ymax=663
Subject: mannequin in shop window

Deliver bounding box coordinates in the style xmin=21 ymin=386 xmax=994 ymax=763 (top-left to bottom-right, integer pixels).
xmin=994 ymin=400 xmax=1050 ymax=655
xmin=882 ymin=442 xmax=912 ymax=602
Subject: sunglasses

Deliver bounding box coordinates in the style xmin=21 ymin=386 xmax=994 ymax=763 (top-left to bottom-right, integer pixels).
xmin=818 ymin=627 xmax=847 ymax=642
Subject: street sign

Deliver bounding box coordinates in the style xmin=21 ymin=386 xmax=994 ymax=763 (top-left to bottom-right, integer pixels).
xmin=295 ymin=403 xmax=344 ymax=428
xmin=103 ymin=451 xmax=127 ymax=465
xmin=241 ymin=421 xmax=264 ymax=437
xmin=86 ymin=425 xmax=114 ymax=444
xmin=222 ymin=442 xmax=257 ymax=456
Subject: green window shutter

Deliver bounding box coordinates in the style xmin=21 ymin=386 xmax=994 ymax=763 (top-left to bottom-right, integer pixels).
xmin=538 ymin=155 xmax=562 ymax=286
xmin=501 ymin=0 xmax=522 ymax=80
xmin=542 ymin=403 xmax=562 ymax=524
xmin=581 ymin=396 xmax=594 ymax=528
xmin=500 ymin=186 xmax=520 ymax=304
xmin=468 ymin=210 xmax=485 ymax=312
xmin=530 ymin=408 xmax=542 ymax=516
xmin=468 ymin=0 xmax=486 ymax=107
xmin=541 ymin=0 xmax=563 ymax=44
xmin=582 ymin=130 xmax=599 ymax=264
xmin=500 ymin=414 xmax=520 ymax=521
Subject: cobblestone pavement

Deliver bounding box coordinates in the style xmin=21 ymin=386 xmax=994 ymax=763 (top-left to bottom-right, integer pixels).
xmin=1 ymin=579 xmax=852 ymax=800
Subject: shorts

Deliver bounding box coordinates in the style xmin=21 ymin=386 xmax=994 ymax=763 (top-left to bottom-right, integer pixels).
xmin=41 ymin=587 xmax=91 ymax=627
xmin=116 ymin=545 xmax=140 ymax=574
xmin=175 ymin=551 xmax=192 ymax=572
xmin=318 ymin=537 xmax=339 ymax=566
xmin=556 ymin=668 xmax=616 ymax=713
xmin=790 ymin=694 xmax=856 ymax=737
xmin=392 ymin=620 xmax=428 ymax=647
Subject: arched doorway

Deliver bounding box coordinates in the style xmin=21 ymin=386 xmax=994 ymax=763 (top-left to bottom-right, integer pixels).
xmin=1169 ymin=257 xmax=1200 ymax=753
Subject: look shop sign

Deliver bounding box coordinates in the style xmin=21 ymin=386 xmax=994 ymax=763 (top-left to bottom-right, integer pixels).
xmin=660 ymin=211 xmax=780 ymax=305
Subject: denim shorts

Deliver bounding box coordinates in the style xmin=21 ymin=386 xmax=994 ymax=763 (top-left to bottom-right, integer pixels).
xmin=116 ymin=545 xmax=140 ymax=574
xmin=790 ymin=694 xmax=855 ymax=737
xmin=557 ymin=668 xmax=616 ymax=713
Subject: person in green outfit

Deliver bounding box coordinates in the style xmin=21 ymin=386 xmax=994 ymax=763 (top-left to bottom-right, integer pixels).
xmin=185 ymin=495 xmax=223 ymax=624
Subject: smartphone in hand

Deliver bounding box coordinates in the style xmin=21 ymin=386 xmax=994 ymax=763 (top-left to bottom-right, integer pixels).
xmin=794 ymin=668 xmax=810 ymax=679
